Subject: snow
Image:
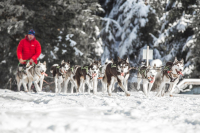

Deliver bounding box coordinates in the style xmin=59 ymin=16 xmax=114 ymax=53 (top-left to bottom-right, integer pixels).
xmin=1 ymin=89 xmax=200 ymax=133
xmin=0 ymin=60 xmax=6 ymax=64
xmin=62 ymin=49 xmax=67 ymax=54
xmin=39 ymin=53 xmax=45 ymax=60
xmin=50 ymin=51 xmax=57 ymax=59
xmin=74 ymin=47 xmax=83 ymax=56
xmin=54 ymin=46 xmax=59 ymax=52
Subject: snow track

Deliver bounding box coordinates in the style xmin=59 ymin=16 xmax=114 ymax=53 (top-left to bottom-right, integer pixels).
xmin=0 ymin=89 xmax=200 ymax=133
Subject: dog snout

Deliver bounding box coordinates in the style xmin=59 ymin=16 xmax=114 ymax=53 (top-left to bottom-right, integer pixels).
xmin=152 ymin=75 xmax=155 ymax=77
xmin=179 ymin=69 xmax=182 ymax=71
xmin=94 ymin=71 xmax=96 ymax=73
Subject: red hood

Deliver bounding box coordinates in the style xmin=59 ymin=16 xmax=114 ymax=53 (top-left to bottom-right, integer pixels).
xmin=25 ymin=35 xmax=36 ymax=41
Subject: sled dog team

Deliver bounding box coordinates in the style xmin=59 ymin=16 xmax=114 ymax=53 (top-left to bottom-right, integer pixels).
xmin=16 ymin=57 xmax=184 ymax=97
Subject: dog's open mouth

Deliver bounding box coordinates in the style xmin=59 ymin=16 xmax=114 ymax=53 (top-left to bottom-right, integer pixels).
xmin=148 ymin=76 xmax=155 ymax=83
xmin=175 ymin=69 xmax=183 ymax=76
xmin=121 ymin=73 xmax=124 ymax=76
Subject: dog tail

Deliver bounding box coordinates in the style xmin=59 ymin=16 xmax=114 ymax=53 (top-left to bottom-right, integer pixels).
xmin=50 ymin=65 xmax=56 ymax=74
xmin=50 ymin=67 xmax=54 ymax=73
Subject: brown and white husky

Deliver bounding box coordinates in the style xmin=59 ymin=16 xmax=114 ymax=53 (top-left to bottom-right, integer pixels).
xmin=104 ymin=57 xmax=131 ymax=96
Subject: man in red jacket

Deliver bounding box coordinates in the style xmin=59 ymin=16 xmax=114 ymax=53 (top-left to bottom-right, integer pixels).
xmin=17 ymin=29 xmax=41 ymax=65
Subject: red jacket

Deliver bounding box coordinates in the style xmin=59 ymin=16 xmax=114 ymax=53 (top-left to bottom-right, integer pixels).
xmin=17 ymin=35 xmax=41 ymax=64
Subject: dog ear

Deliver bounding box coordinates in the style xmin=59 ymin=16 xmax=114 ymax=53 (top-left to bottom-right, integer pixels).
xmin=43 ymin=61 xmax=46 ymax=66
xmin=126 ymin=58 xmax=129 ymax=63
xmin=105 ymin=58 xmax=108 ymax=63
xmin=153 ymin=64 xmax=156 ymax=69
xmin=117 ymin=57 xmax=121 ymax=62
xmin=180 ymin=58 xmax=184 ymax=64
xmin=174 ymin=57 xmax=178 ymax=63
xmin=98 ymin=59 xmax=101 ymax=65
xmin=68 ymin=60 xmax=70 ymax=64
xmin=111 ymin=58 xmax=114 ymax=63
xmin=61 ymin=60 xmax=65 ymax=65
xmin=26 ymin=62 xmax=30 ymax=67
xmin=38 ymin=61 xmax=41 ymax=64
xmin=89 ymin=61 xmax=93 ymax=66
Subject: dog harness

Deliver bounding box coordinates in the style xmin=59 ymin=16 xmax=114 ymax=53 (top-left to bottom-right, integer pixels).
xmin=138 ymin=67 xmax=153 ymax=82
xmin=33 ymin=64 xmax=42 ymax=78
xmin=55 ymin=65 xmax=66 ymax=78
xmin=167 ymin=71 xmax=178 ymax=82
xmin=164 ymin=65 xmax=178 ymax=82
xmin=81 ymin=66 xmax=89 ymax=73
xmin=111 ymin=63 xmax=116 ymax=68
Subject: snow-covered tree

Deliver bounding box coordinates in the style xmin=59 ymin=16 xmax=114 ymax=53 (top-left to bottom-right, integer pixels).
xmin=0 ymin=0 xmax=104 ymax=88
xmin=100 ymin=0 xmax=158 ymax=65
xmin=150 ymin=0 xmax=197 ymax=62
xmin=182 ymin=2 xmax=200 ymax=78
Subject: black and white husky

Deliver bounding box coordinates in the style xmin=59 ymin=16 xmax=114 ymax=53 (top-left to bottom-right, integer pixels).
xmin=73 ymin=61 xmax=101 ymax=94
xmin=99 ymin=59 xmax=116 ymax=93
xmin=16 ymin=63 xmax=30 ymax=92
xmin=104 ymin=57 xmax=131 ymax=96
xmin=156 ymin=57 xmax=184 ymax=96
xmin=50 ymin=60 xmax=70 ymax=93
xmin=137 ymin=65 xmax=158 ymax=97
xmin=26 ymin=61 xmax=47 ymax=92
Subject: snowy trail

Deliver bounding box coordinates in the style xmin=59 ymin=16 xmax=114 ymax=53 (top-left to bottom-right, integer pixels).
xmin=0 ymin=89 xmax=200 ymax=133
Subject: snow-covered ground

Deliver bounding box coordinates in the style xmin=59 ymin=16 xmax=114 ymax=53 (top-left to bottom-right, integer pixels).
xmin=0 ymin=89 xmax=200 ymax=133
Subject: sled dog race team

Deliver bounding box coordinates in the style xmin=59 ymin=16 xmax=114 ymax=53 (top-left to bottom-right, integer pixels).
xmin=16 ymin=30 xmax=184 ymax=97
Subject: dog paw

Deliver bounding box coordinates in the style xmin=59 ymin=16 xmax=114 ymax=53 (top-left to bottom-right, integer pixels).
xmin=126 ymin=93 xmax=130 ymax=96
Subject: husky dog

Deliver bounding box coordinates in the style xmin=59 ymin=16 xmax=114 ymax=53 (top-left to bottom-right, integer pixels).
xmin=137 ymin=65 xmax=158 ymax=96
xmin=156 ymin=57 xmax=184 ymax=96
xmin=73 ymin=61 xmax=101 ymax=94
xmin=26 ymin=61 xmax=47 ymax=92
xmin=15 ymin=63 xmax=31 ymax=92
xmin=63 ymin=65 xmax=79 ymax=93
xmin=104 ymin=57 xmax=131 ymax=96
xmin=99 ymin=59 xmax=116 ymax=93
xmin=50 ymin=60 xmax=70 ymax=93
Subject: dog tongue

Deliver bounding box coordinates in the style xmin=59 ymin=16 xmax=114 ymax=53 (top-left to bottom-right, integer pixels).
xmin=150 ymin=77 xmax=155 ymax=83
xmin=179 ymin=71 xmax=183 ymax=76
xmin=92 ymin=73 xmax=97 ymax=79
xmin=121 ymin=73 xmax=124 ymax=76
xmin=41 ymin=72 xmax=48 ymax=76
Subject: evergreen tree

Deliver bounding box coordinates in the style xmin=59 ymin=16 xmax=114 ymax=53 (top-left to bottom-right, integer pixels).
xmin=100 ymin=0 xmax=158 ymax=65
xmin=0 ymin=0 xmax=104 ymax=88
xmin=183 ymin=2 xmax=200 ymax=78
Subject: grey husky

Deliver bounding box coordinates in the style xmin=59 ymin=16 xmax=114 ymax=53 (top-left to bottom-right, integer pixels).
xmin=137 ymin=65 xmax=158 ymax=97
xmin=16 ymin=61 xmax=47 ymax=92
xmin=156 ymin=57 xmax=184 ymax=96
xmin=26 ymin=61 xmax=47 ymax=92
xmin=15 ymin=63 xmax=30 ymax=92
